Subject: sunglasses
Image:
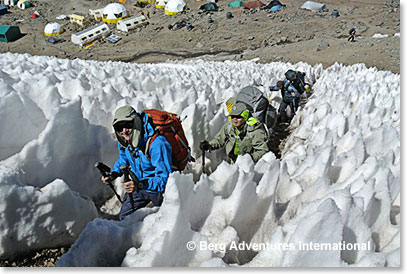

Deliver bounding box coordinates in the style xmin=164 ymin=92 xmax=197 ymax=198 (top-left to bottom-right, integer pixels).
xmin=230 ymin=115 xmax=243 ymax=119
xmin=114 ymin=121 xmax=134 ymax=132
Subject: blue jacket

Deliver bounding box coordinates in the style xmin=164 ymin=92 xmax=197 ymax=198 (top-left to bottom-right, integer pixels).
xmin=270 ymin=80 xmax=300 ymax=103
xmin=112 ymin=113 xmax=172 ymax=193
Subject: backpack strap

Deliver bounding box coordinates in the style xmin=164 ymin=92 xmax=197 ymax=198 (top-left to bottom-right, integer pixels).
xmin=144 ymin=133 xmax=159 ymax=160
xmin=171 ymin=126 xmax=194 ymax=163
xmin=142 ymin=111 xmax=157 ymax=160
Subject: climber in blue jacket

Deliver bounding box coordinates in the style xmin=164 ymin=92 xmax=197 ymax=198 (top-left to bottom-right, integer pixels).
xmin=102 ymin=105 xmax=172 ymax=220
xmin=270 ymin=80 xmax=301 ymax=124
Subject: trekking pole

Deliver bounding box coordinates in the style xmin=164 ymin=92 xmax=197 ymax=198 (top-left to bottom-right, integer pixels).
xmin=120 ymin=166 xmax=135 ymax=212
xmin=128 ymin=169 xmax=144 ymax=193
xmin=202 ymin=149 xmax=206 ymax=175
xmin=94 ymin=162 xmax=122 ymax=203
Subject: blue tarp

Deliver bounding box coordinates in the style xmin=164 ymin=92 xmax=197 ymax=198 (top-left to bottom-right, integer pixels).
xmin=270 ymin=4 xmax=282 ymax=11
xmin=0 ymin=6 xmax=8 ymax=16
xmin=265 ymin=1 xmax=285 ymax=11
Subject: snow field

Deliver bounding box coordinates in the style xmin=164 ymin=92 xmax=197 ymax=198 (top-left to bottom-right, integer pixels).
xmin=0 ymin=53 xmax=399 ymax=267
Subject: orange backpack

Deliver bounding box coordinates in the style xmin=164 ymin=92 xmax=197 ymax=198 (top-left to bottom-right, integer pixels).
xmin=142 ymin=109 xmax=194 ymax=171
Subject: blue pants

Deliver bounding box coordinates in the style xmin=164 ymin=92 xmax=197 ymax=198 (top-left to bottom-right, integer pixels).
xmin=119 ymin=190 xmax=163 ymax=221
xmin=279 ymin=101 xmax=295 ymax=122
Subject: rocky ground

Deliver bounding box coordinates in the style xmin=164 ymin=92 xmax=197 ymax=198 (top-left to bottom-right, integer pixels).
xmin=0 ymin=0 xmax=401 ymax=73
xmin=0 ymin=0 xmax=400 ymax=267
xmin=0 ymin=247 xmax=69 ymax=267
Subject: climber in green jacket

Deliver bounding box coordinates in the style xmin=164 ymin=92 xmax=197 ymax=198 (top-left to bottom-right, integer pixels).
xmin=200 ymin=102 xmax=270 ymax=163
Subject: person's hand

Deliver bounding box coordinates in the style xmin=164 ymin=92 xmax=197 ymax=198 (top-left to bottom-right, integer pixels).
xmin=200 ymin=140 xmax=211 ymax=151
xmin=101 ymin=176 xmax=113 ymax=185
xmin=123 ymin=180 xmax=136 ymax=193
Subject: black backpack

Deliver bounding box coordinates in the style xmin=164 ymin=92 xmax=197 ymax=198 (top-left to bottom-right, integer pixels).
xmin=285 ymin=69 xmax=306 ymax=94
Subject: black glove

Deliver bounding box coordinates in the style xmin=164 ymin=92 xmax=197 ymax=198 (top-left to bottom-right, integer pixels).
xmin=200 ymin=140 xmax=211 ymax=151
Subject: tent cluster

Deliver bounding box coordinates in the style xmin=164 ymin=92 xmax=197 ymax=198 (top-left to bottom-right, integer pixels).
xmin=66 ymin=2 xmax=153 ymax=47
xmin=0 ymin=1 xmax=37 ymax=43
xmin=1 ymin=0 xmax=329 ymax=45
xmin=0 ymin=0 xmax=32 ymax=17
xmin=135 ymin=0 xmax=186 ymax=15
xmin=33 ymin=2 xmax=149 ymax=47
xmin=227 ymin=0 xmax=285 ymax=12
xmin=3 ymin=0 xmax=31 ymax=9
xmin=226 ymin=0 xmax=326 ymax=12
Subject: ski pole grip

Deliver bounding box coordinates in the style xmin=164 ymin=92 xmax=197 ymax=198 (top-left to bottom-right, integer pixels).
xmin=95 ymin=162 xmax=111 ymax=177
xmin=94 ymin=162 xmax=123 ymax=203
xmin=120 ymin=165 xmax=135 ymax=212
xmin=120 ymin=165 xmax=131 ymax=182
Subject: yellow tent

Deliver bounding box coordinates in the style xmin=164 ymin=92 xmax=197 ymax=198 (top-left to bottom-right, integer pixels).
xmin=102 ymin=3 xmax=129 ymax=24
xmin=165 ymin=0 xmax=186 ymax=15
xmin=44 ymin=22 xmax=64 ymax=36
xmin=155 ymin=0 xmax=167 ymax=9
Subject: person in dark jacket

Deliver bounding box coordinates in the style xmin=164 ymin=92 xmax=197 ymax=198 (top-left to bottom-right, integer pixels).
xmin=269 ymin=80 xmax=301 ymax=124
xmin=348 ymin=27 xmax=356 ymax=42
xmin=102 ymin=105 xmax=172 ymax=220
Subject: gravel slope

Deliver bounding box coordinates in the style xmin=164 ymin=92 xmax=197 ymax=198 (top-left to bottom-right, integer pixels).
xmin=0 ymin=0 xmax=400 ymax=73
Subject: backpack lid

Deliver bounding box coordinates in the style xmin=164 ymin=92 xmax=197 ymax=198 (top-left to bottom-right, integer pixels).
xmin=235 ymin=86 xmax=268 ymax=123
xmin=285 ymin=69 xmax=296 ymax=81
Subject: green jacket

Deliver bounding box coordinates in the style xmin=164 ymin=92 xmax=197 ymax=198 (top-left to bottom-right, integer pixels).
xmin=209 ymin=118 xmax=269 ymax=163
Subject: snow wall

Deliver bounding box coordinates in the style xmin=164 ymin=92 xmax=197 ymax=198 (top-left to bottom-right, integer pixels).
xmin=0 ymin=53 xmax=400 ymax=267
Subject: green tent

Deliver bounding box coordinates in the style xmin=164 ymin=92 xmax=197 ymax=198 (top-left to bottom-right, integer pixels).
xmin=228 ymin=0 xmax=243 ymax=7
xmin=200 ymin=3 xmax=219 ymax=11
xmin=22 ymin=1 xmax=32 ymax=9
xmin=0 ymin=25 xmax=22 ymax=42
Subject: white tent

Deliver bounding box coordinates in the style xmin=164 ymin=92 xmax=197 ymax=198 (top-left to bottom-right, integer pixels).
xmin=300 ymin=1 xmax=326 ymax=11
xmin=155 ymin=0 xmax=168 ymax=9
xmin=102 ymin=3 xmax=129 ymax=24
xmin=44 ymin=22 xmax=64 ymax=36
xmin=165 ymin=0 xmax=186 ymax=15
xmin=4 ymin=0 xmax=19 ymax=6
